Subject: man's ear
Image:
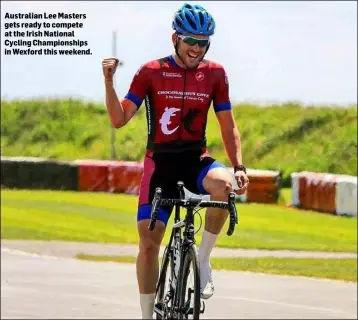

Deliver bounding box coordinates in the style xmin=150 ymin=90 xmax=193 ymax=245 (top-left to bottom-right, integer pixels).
xmin=172 ymin=32 xmax=178 ymax=45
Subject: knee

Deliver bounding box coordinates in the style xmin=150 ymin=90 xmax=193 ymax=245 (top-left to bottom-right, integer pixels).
xmin=208 ymin=178 xmax=233 ymax=199
xmin=139 ymin=236 xmax=160 ymax=260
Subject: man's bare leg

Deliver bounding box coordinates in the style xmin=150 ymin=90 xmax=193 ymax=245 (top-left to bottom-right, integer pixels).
xmin=136 ymin=219 xmax=166 ymax=319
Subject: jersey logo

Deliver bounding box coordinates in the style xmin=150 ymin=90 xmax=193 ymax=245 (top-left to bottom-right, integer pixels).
xmin=162 ymin=72 xmax=182 ymax=78
xmin=195 ymin=72 xmax=204 ymax=81
xmin=159 ymin=107 xmax=180 ymax=135
xmin=183 ymin=108 xmax=201 ymax=135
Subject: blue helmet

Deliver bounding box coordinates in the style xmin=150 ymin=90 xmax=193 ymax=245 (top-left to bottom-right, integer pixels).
xmin=172 ymin=3 xmax=216 ymax=36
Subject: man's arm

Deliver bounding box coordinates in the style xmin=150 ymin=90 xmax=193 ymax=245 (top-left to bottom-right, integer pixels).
xmin=211 ymin=63 xmax=244 ymax=168
xmin=102 ymin=58 xmax=148 ymax=128
xmin=105 ymin=79 xmax=137 ymax=128
xmin=216 ymin=110 xmax=243 ymax=167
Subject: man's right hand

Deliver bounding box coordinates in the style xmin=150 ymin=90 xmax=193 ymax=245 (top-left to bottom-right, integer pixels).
xmin=102 ymin=57 xmax=120 ymax=81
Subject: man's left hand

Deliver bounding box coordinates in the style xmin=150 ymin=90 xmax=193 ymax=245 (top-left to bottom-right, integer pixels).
xmin=234 ymin=170 xmax=249 ymax=195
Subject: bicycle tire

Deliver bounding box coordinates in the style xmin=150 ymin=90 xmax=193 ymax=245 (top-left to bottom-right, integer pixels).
xmin=155 ymin=246 xmax=172 ymax=319
xmin=178 ymin=244 xmax=201 ymax=319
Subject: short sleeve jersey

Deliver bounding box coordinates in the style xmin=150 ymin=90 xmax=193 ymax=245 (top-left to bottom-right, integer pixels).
xmin=125 ymin=55 xmax=231 ymax=153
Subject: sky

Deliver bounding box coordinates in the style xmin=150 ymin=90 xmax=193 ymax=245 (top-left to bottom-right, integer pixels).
xmin=1 ymin=1 xmax=357 ymax=106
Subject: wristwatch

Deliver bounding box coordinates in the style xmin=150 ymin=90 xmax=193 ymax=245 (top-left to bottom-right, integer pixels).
xmin=234 ymin=165 xmax=247 ymax=174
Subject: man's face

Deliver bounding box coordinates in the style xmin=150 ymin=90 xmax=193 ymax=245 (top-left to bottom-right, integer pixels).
xmin=174 ymin=33 xmax=210 ymax=69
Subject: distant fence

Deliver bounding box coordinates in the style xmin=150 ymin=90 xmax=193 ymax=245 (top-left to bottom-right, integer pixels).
xmin=291 ymin=171 xmax=357 ymax=217
xmin=1 ymin=156 xmax=281 ymax=204
xmin=1 ymin=156 xmax=356 ymax=216
xmin=229 ymin=168 xmax=282 ymax=204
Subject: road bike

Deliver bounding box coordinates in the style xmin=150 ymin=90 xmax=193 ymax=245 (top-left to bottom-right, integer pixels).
xmin=148 ymin=181 xmax=239 ymax=319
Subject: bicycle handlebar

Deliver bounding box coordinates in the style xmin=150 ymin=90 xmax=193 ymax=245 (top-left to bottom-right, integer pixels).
xmin=148 ymin=188 xmax=163 ymax=232
xmin=148 ymin=184 xmax=239 ymax=236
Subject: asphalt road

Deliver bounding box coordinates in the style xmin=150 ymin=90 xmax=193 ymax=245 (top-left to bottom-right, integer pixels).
xmin=1 ymin=249 xmax=357 ymax=319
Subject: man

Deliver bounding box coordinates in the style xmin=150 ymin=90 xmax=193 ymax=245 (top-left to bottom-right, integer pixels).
xmin=102 ymin=3 xmax=249 ymax=319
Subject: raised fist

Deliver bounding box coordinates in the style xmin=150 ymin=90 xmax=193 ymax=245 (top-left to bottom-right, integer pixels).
xmin=102 ymin=57 xmax=120 ymax=81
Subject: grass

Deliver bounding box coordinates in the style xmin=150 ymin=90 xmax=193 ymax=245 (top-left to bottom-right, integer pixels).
xmin=1 ymin=98 xmax=357 ymax=187
xmin=76 ymin=254 xmax=357 ymax=282
xmin=1 ymin=189 xmax=356 ymax=253
xmin=278 ymin=187 xmax=291 ymax=205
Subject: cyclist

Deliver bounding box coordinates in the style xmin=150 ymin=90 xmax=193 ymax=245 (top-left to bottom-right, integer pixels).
xmin=102 ymin=3 xmax=249 ymax=319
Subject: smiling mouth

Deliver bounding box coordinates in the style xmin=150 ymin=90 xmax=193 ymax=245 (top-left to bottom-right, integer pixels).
xmin=187 ymin=52 xmax=199 ymax=59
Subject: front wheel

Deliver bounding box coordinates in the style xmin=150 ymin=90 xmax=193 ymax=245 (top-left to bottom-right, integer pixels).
xmin=178 ymin=244 xmax=201 ymax=319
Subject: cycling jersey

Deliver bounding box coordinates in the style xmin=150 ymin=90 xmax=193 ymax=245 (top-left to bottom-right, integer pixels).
xmin=125 ymin=55 xmax=232 ymax=154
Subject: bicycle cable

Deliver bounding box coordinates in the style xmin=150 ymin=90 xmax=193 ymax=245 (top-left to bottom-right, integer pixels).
xmin=193 ymin=207 xmax=204 ymax=235
xmin=186 ymin=195 xmax=204 ymax=235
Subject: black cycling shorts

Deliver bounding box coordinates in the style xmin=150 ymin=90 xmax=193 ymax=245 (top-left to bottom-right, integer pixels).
xmin=137 ymin=149 xmax=226 ymax=225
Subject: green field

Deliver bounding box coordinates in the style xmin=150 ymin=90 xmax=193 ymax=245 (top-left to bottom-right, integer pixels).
xmin=2 ymin=189 xmax=356 ymax=253
xmin=1 ymin=99 xmax=357 ymax=187
xmin=76 ymin=254 xmax=357 ymax=282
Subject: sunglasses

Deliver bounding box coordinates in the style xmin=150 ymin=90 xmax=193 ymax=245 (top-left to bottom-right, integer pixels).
xmin=177 ymin=34 xmax=210 ymax=48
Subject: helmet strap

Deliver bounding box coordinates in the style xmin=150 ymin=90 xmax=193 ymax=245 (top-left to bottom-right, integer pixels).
xmin=200 ymin=42 xmax=210 ymax=62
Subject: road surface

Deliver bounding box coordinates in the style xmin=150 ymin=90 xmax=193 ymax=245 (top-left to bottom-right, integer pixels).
xmin=1 ymin=248 xmax=357 ymax=319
